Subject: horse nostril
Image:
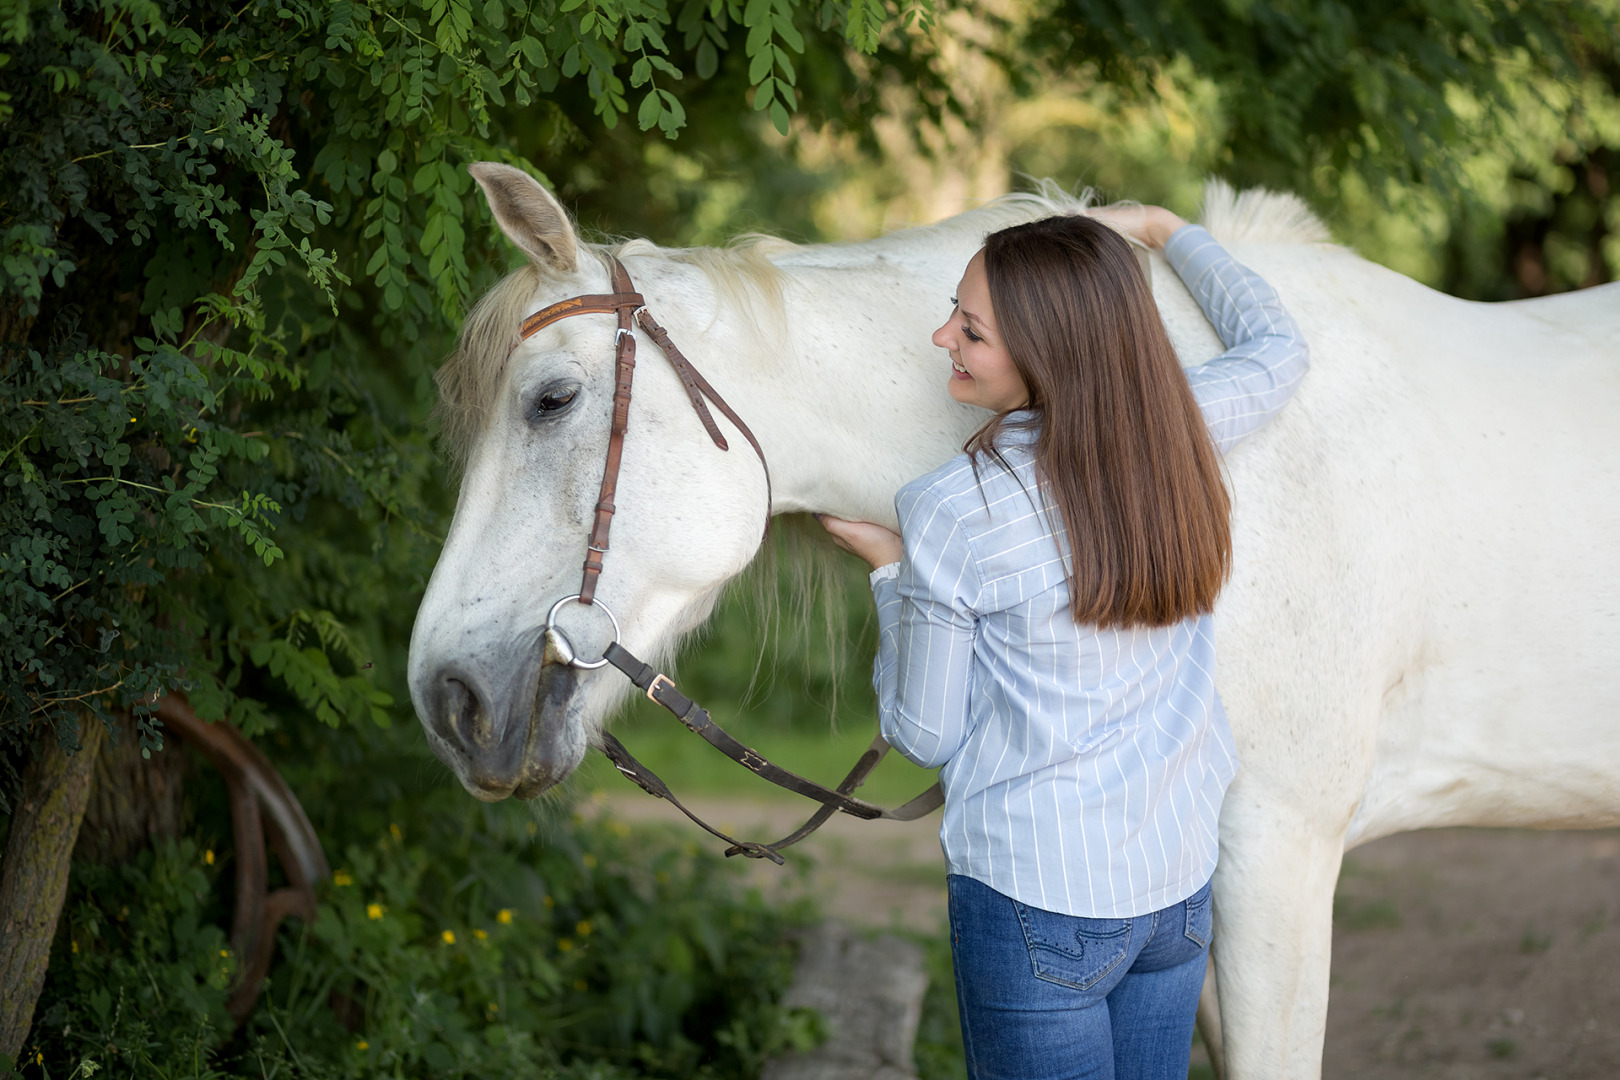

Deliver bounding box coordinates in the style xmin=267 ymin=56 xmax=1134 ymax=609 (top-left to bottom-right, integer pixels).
xmin=442 ymin=676 xmax=497 ymax=749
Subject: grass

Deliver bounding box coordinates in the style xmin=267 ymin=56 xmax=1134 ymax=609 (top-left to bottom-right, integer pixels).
xmin=571 ymin=692 xmax=941 ymax=807
xmin=1332 ymin=894 xmax=1402 ymax=932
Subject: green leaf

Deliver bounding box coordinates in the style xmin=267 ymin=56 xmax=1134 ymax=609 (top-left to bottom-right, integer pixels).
xmin=519 ymin=35 xmax=548 ymax=68
xmin=771 ymin=13 xmax=803 ymax=51
xmin=657 ymin=89 xmax=687 ymax=137
xmin=748 ymin=46 xmax=773 ymax=83
xmin=696 ymin=39 xmax=718 ymax=78
xmin=638 ymin=89 xmax=664 ymax=129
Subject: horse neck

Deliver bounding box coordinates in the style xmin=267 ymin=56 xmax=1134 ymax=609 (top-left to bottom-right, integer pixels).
xmin=660 ymin=244 xmax=987 ymax=528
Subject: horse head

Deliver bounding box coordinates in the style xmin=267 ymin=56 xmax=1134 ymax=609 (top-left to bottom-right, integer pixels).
xmin=408 ymin=163 xmax=770 ymax=801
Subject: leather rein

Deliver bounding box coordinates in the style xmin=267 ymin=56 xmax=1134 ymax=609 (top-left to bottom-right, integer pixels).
xmin=525 ymin=254 xmax=941 ymax=864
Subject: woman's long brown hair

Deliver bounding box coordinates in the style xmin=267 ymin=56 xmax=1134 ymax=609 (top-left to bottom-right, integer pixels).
xmin=971 ymin=214 xmax=1231 ymax=628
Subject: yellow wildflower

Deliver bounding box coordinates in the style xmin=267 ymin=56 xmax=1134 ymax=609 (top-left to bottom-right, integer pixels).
xmin=441 ymin=930 xmax=456 ymax=945
xmin=473 ymin=928 xmax=488 ymax=941
xmin=609 ymin=820 xmax=630 ymax=838
xmin=497 ymin=908 xmax=514 ymax=924
xmin=332 ymin=870 xmax=353 ymax=887
xmin=389 ymin=823 xmax=402 ymax=841
xmin=575 ymin=920 xmax=593 ymax=937
xmin=219 ymin=949 xmax=229 ymax=958
xmin=71 ymin=940 xmax=78 ymax=954
xmin=557 ymin=939 xmax=574 ymax=952
xmin=541 ymin=896 xmax=554 ymax=909
xmin=204 ymin=849 xmax=215 ymax=866
xmin=356 ymin=1040 xmax=369 ymax=1051
xmin=367 ymin=903 xmax=385 ymax=920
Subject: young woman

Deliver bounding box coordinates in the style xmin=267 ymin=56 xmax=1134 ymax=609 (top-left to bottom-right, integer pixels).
xmin=820 ymin=204 xmax=1308 ymax=1080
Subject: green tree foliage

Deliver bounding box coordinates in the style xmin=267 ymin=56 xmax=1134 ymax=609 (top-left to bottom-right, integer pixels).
xmin=0 ymin=0 xmax=943 ymax=800
xmin=1006 ymin=0 xmax=1620 ymax=297
xmin=1023 ymin=0 xmax=1610 ymax=193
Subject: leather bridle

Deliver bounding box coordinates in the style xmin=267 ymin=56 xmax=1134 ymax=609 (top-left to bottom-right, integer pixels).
xmin=521 ymin=254 xmax=941 ymax=863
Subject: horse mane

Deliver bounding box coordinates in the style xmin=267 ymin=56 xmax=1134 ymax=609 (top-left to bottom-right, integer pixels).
xmin=434 ymin=261 xmax=540 ymax=471
xmin=619 ymin=234 xmax=795 ymax=330
xmin=1199 ymin=179 xmax=1331 ymax=245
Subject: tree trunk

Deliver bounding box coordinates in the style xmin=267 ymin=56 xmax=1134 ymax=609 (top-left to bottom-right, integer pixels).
xmin=74 ymin=713 xmax=186 ymax=866
xmin=0 ymin=718 xmax=107 ymax=1063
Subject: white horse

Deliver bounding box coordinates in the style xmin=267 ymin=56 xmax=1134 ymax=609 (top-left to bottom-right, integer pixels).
xmin=408 ymin=162 xmax=1620 ymax=1078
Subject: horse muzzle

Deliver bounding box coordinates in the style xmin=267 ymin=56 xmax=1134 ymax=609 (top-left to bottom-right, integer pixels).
xmin=419 ymin=641 xmax=583 ymax=801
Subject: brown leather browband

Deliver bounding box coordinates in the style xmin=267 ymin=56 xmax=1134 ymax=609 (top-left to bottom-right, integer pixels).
xmin=520 ymin=253 xmax=940 ymax=862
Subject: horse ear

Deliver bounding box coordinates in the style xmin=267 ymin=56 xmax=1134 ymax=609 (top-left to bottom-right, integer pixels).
xmin=468 ymin=163 xmax=578 ymax=273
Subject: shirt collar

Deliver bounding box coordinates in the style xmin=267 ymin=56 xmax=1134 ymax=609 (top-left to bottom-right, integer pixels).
xmin=994 ymin=409 xmax=1041 ymax=448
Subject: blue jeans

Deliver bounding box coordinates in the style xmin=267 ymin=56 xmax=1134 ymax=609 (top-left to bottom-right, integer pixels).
xmin=947 ymin=874 xmax=1212 ymax=1080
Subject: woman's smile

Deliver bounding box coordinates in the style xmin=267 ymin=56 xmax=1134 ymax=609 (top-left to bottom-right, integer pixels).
xmin=933 ymin=250 xmax=1029 ymax=411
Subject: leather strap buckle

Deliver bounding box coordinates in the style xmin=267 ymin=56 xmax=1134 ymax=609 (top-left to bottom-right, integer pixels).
xmin=646 ymin=673 xmax=673 ymax=702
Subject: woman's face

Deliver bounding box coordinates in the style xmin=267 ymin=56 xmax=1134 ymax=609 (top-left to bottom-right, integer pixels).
xmin=933 ymin=251 xmax=1029 ymax=412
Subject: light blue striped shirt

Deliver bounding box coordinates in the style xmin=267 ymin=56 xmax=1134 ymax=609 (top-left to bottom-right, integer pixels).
xmin=870 ymin=225 xmax=1308 ymax=918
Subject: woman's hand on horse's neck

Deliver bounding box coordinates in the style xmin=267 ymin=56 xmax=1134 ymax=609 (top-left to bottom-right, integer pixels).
xmin=816 ymin=514 xmax=903 ymax=571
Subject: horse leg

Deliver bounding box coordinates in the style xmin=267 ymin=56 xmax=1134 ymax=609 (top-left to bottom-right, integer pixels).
xmin=1211 ymin=794 xmax=1347 ymax=1080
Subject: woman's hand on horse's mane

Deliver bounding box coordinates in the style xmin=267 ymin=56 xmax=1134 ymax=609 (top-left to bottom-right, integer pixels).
xmin=816 ymin=514 xmax=903 ymax=572
xmin=1087 ymin=204 xmax=1190 ymax=250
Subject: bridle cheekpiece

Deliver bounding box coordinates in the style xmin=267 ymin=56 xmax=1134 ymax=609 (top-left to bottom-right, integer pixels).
xmin=518 ymin=253 xmax=939 ymax=864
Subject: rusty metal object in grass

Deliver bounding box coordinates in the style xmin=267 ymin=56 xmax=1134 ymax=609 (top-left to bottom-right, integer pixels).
xmin=154 ymin=693 xmax=329 ymax=1022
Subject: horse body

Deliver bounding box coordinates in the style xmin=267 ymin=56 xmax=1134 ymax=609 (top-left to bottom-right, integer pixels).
xmin=408 ymin=165 xmax=1620 ymax=1077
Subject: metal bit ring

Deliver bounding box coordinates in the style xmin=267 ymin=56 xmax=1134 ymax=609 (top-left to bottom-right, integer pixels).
xmin=544 ymin=594 xmax=621 ymax=670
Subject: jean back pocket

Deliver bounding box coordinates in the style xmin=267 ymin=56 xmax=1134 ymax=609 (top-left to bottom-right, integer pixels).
xmin=1183 ymin=880 xmax=1213 ymax=949
xmin=1014 ymin=902 xmax=1133 ymax=992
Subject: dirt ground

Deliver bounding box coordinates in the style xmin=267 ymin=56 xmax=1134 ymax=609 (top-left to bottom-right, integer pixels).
xmin=585 ymin=792 xmax=1620 ymax=1078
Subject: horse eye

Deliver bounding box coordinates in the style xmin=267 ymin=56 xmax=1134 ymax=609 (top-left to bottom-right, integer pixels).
xmin=535 ymin=387 xmax=577 ymax=414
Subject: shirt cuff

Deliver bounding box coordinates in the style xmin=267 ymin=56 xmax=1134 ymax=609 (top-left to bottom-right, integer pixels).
xmin=868 ymin=562 xmax=901 ymax=586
